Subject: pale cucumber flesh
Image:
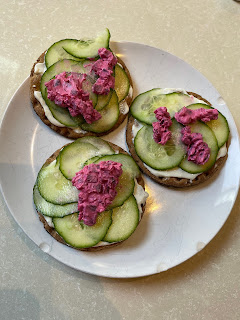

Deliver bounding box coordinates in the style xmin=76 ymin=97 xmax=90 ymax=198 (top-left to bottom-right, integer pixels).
xmin=134 ymin=119 xmax=186 ymax=170
xmin=33 ymin=184 xmax=78 ymax=217
xmin=62 ymin=29 xmax=110 ymax=59
xmin=179 ymin=121 xmax=219 ymax=173
xmin=53 ymin=210 xmax=112 ymax=248
xmin=130 ymin=89 xmax=193 ymax=124
xmin=103 ymin=195 xmax=139 ymax=243
xmin=187 ymin=103 xmax=229 ymax=148
xmin=37 ymin=161 xmax=78 ymax=205
xmin=45 ymin=39 xmax=81 ymax=68
xmin=80 ymin=91 xmax=119 ymax=133
xmin=114 ymin=64 xmax=130 ymax=102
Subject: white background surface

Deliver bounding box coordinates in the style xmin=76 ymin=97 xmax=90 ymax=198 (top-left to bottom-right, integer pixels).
xmin=1 ymin=1 xmax=240 ymax=319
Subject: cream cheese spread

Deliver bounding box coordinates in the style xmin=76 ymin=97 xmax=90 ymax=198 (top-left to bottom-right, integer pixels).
xmin=33 ymin=91 xmax=65 ymax=127
xmin=34 ymin=62 xmax=47 ymax=74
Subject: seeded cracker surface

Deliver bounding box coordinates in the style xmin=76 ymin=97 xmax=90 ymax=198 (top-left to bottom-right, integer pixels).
xmin=126 ymin=92 xmax=228 ymax=188
xmin=36 ymin=141 xmax=146 ymax=251
xmin=30 ymin=52 xmax=133 ymax=139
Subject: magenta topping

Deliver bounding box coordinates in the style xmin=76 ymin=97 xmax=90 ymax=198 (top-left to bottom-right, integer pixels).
xmin=72 ymin=161 xmax=122 ymax=226
xmin=152 ymin=107 xmax=172 ymax=144
xmin=45 ymin=72 xmax=101 ymax=124
xmin=91 ymin=48 xmax=117 ymax=95
xmin=175 ymin=106 xmax=218 ymax=125
xmin=181 ymin=126 xmax=210 ymax=165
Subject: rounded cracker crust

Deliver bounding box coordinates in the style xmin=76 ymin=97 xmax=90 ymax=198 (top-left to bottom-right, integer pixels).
xmin=126 ymin=92 xmax=228 ymax=188
xmin=36 ymin=141 xmax=146 ymax=251
xmin=30 ymin=53 xmax=133 ymax=139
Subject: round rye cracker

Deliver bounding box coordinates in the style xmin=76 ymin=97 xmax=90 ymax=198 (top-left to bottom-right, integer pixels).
xmin=30 ymin=52 xmax=133 ymax=139
xmin=126 ymin=92 xmax=228 ymax=188
xmin=36 ymin=141 xmax=146 ymax=251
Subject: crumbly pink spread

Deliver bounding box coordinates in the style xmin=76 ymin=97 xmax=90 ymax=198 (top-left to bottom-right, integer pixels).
xmin=91 ymin=48 xmax=117 ymax=95
xmin=152 ymin=107 xmax=172 ymax=144
xmin=45 ymin=72 xmax=101 ymax=123
xmin=175 ymin=107 xmax=218 ymax=125
xmin=181 ymin=126 xmax=210 ymax=165
xmin=72 ymin=161 xmax=122 ymax=226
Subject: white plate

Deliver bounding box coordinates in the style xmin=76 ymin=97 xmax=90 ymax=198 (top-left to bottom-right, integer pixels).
xmin=0 ymin=42 xmax=240 ymax=278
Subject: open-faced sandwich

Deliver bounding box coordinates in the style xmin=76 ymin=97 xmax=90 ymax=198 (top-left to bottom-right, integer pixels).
xmin=30 ymin=29 xmax=133 ymax=139
xmin=33 ymin=137 xmax=148 ymax=250
xmin=126 ymin=88 xmax=230 ymax=187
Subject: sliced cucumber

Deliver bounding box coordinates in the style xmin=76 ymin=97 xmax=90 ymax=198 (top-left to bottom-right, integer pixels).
xmin=103 ymin=195 xmax=139 ymax=243
xmin=80 ymin=91 xmax=119 ymax=133
xmin=43 ymin=88 xmax=83 ymax=127
xmin=53 ymin=210 xmax=112 ymax=248
xmin=45 ymin=39 xmax=81 ymax=68
xmin=93 ymin=153 xmax=139 ymax=209
xmin=59 ymin=142 xmax=99 ymax=180
xmin=107 ymin=171 xmax=135 ymax=209
xmin=33 ymin=184 xmax=78 ymax=217
xmin=40 ymin=59 xmax=85 ymax=95
xmin=37 ymin=161 xmax=78 ymax=205
xmin=130 ymin=89 xmax=193 ymax=124
xmin=41 ymin=59 xmax=97 ymax=107
xmin=187 ymin=103 xmax=229 ymax=148
xmin=134 ymin=119 xmax=186 ymax=170
xmin=77 ymin=136 xmax=114 ymax=155
xmin=95 ymin=90 xmax=113 ymax=111
xmin=94 ymin=154 xmax=140 ymax=178
xmin=179 ymin=121 xmax=219 ymax=174
xmin=59 ymin=137 xmax=115 ymax=180
xmin=114 ymin=64 xmax=130 ymax=102
xmin=62 ymin=29 xmax=110 ymax=59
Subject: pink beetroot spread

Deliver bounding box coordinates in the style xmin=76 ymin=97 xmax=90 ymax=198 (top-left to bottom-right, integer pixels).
xmin=91 ymin=48 xmax=117 ymax=95
xmin=45 ymin=72 xmax=101 ymax=124
xmin=152 ymin=107 xmax=172 ymax=144
xmin=72 ymin=161 xmax=122 ymax=226
xmin=175 ymin=107 xmax=218 ymax=125
xmin=181 ymin=126 xmax=210 ymax=165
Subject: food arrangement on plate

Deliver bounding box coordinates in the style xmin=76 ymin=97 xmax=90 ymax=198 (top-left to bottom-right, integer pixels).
xmin=33 ymin=137 xmax=148 ymax=250
xmin=30 ymin=29 xmax=231 ymax=252
xmin=127 ymin=89 xmax=230 ymax=187
xmin=30 ymin=28 xmax=133 ymax=139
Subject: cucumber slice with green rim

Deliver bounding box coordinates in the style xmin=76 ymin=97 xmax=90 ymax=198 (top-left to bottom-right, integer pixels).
xmin=40 ymin=59 xmax=85 ymax=95
xmin=114 ymin=64 xmax=130 ymax=102
xmin=134 ymin=119 xmax=186 ymax=170
xmin=94 ymin=153 xmax=140 ymax=178
xmin=77 ymin=136 xmax=114 ymax=155
xmin=93 ymin=153 xmax=139 ymax=209
xmin=41 ymin=59 xmax=97 ymax=107
xmin=42 ymin=88 xmax=83 ymax=127
xmin=103 ymin=195 xmax=139 ymax=243
xmin=131 ymin=89 xmax=193 ymax=124
xmin=45 ymin=39 xmax=81 ymax=69
xmin=53 ymin=210 xmax=112 ymax=248
xmin=187 ymin=103 xmax=230 ymax=148
xmin=95 ymin=90 xmax=113 ymax=111
xmin=33 ymin=184 xmax=78 ymax=218
xmin=59 ymin=137 xmax=115 ymax=180
xmin=80 ymin=91 xmax=119 ymax=133
xmin=37 ymin=160 xmax=78 ymax=205
xmin=62 ymin=28 xmax=110 ymax=59
xmin=59 ymin=142 xmax=99 ymax=180
xmin=179 ymin=121 xmax=219 ymax=174
xmin=107 ymin=171 xmax=135 ymax=209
